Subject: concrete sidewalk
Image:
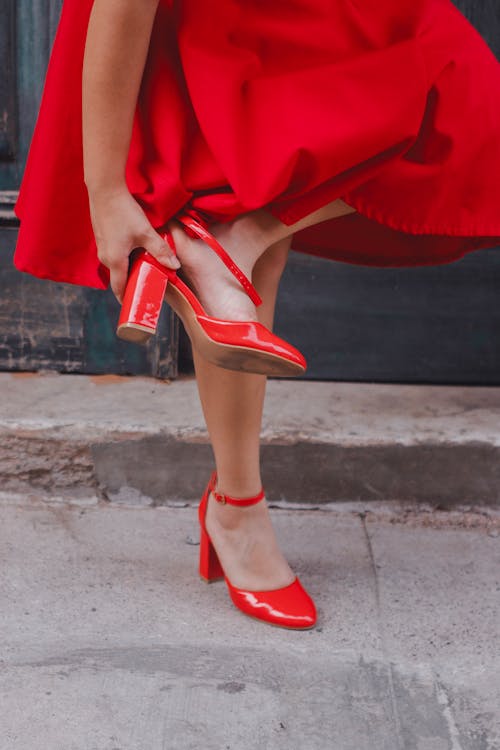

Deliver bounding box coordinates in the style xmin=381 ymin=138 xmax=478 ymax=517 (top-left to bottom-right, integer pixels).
xmin=1 ymin=492 xmax=499 ymax=749
xmin=2 ymin=371 xmax=500 ymax=507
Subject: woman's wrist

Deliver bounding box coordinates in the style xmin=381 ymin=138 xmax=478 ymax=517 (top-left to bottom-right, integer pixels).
xmin=85 ymin=179 xmax=130 ymax=203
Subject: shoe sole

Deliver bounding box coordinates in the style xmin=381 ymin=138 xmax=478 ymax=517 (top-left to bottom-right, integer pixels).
xmin=237 ymin=609 xmax=317 ymax=630
xmin=199 ymin=574 xmax=225 ymax=584
xmin=116 ymin=322 xmax=154 ymax=344
xmin=165 ymin=282 xmax=305 ymax=377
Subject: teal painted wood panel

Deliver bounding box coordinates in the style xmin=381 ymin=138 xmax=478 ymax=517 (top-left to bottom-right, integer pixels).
xmin=0 ymin=0 xmax=178 ymax=376
xmin=0 ymin=0 xmax=17 ymax=163
xmin=0 ymin=0 xmax=63 ymax=188
xmin=0 ymin=226 xmax=177 ymax=376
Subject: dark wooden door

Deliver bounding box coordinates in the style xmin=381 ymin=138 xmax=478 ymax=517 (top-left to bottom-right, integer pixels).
xmin=272 ymin=0 xmax=500 ymax=384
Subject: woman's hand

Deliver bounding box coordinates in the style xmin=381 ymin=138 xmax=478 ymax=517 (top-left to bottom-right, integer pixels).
xmin=87 ymin=185 xmax=180 ymax=303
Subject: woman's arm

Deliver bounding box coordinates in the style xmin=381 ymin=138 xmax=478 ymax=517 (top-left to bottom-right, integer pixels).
xmin=82 ymin=0 xmax=158 ymax=192
xmin=82 ymin=0 xmax=179 ymax=300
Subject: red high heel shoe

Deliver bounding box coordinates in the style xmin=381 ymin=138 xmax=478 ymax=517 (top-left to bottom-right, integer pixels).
xmin=198 ymin=471 xmax=317 ymax=630
xmin=116 ymin=212 xmax=306 ymax=377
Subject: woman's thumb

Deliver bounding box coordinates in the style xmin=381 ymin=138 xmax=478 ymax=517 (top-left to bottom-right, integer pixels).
xmin=142 ymin=229 xmax=180 ymax=269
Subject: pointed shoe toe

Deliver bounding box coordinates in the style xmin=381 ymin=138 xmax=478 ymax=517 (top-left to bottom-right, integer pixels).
xmin=226 ymin=576 xmax=317 ymax=630
xmin=195 ymin=316 xmax=307 ymax=376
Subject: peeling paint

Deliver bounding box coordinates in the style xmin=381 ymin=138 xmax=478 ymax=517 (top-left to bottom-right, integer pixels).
xmin=0 ymin=237 xmax=177 ymax=377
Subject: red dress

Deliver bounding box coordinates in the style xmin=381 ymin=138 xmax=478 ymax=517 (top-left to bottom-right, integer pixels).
xmin=12 ymin=0 xmax=500 ymax=289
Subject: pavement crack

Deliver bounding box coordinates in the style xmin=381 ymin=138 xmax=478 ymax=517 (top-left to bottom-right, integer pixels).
xmin=360 ymin=512 xmax=405 ymax=750
xmin=434 ymin=678 xmax=466 ymax=750
xmin=360 ymin=512 xmax=381 ymax=611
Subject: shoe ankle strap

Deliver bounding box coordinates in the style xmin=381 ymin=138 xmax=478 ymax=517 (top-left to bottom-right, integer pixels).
xmin=208 ymin=471 xmax=265 ymax=507
xmin=176 ymin=211 xmax=263 ymax=308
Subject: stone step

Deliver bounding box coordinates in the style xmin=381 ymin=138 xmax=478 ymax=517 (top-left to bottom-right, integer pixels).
xmin=1 ymin=372 xmax=499 ymax=507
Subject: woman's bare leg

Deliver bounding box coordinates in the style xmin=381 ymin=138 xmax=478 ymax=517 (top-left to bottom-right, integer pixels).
xmin=169 ymin=198 xmax=355 ymax=322
xmin=192 ymin=236 xmax=296 ymax=590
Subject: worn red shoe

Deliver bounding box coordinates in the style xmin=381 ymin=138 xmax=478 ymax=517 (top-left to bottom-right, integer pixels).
xmin=117 ymin=213 xmax=306 ymax=377
xmin=198 ymin=471 xmax=317 ymax=630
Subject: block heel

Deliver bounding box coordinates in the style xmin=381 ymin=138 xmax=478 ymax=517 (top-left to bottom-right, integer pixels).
xmin=199 ymin=525 xmax=225 ymax=583
xmin=117 ymin=251 xmax=170 ymax=343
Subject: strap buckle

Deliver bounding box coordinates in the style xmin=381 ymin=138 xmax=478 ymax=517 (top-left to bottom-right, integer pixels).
xmin=213 ymin=490 xmax=227 ymax=505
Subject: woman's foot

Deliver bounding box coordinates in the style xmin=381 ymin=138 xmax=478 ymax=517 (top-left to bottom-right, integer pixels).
xmin=204 ymin=489 xmax=296 ymax=591
xmin=167 ymin=198 xmax=356 ymax=322
xmin=167 ymin=213 xmax=270 ymax=322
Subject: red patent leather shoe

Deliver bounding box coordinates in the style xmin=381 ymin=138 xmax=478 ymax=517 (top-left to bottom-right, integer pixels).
xmin=198 ymin=471 xmax=317 ymax=630
xmin=117 ymin=212 xmax=306 ymax=377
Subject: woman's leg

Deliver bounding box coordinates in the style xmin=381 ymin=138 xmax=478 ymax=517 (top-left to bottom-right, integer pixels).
xmin=192 ymin=235 xmax=296 ymax=590
xmin=169 ymin=197 xmax=355 ymax=322
xmin=181 ymin=197 xmax=354 ymax=588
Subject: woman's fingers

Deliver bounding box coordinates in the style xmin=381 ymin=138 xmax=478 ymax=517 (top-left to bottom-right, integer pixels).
xmin=109 ymin=257 xmax=130 ymax=304
xmin=103 ymin=228 xmax=180 ymax=305
xmin=141 ymin=229 xmax=181 ymax=269
xmin=88 ymin=188 xmax=181 ymax=301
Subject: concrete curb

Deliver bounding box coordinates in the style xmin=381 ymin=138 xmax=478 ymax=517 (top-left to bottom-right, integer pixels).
xmin=2 ymin=372 xmax=500 ymax=507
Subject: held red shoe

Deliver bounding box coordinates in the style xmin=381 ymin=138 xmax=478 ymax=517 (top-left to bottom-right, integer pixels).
xmin=198 ymin=472 xmax=317 ymax=630
xmin=117 ymin=213 xmax=307 ymax=377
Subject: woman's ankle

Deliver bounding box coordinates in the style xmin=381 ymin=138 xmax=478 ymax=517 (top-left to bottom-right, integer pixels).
xmin=207 ymin=492 xmax=266 ymax=531
xmin=215 ymin=209 xmax=288 ymax=258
